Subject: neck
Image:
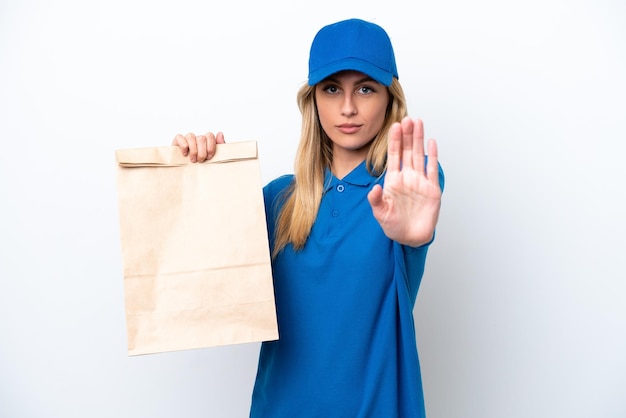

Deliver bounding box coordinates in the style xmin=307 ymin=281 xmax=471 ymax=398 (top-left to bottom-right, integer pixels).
xmin=331 ymin=146 xmax=369 ymax=179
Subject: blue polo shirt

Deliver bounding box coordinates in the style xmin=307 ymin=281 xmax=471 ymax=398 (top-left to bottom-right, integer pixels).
xmin=250 ymin=160 xmax=444 ymax=418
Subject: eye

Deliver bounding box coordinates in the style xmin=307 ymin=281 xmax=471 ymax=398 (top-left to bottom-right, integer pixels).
xmin=322 ymin=84 xmax=340 ymax=94
xmin=357 ymin=85 xmax=375 ymax=95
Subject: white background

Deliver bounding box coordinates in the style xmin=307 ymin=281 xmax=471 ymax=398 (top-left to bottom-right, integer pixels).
xmin=1 ymin=0 xmax=625 ymax=417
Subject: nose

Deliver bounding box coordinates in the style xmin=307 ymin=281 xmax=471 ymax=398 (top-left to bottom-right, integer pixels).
xmin=341 ymin=94 xmax=357 ymax=116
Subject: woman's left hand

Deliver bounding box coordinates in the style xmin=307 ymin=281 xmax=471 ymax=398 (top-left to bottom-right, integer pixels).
xmin=367 ymin=117 xmax=442 ymax=247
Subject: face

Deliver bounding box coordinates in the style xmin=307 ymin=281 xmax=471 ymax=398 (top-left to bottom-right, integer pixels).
xmin=315 ymin=70 xmax=390 ymax=163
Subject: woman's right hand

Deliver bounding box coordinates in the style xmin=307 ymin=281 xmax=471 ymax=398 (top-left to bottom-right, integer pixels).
xmin=171 ymin=131 xmax=226 ymax=163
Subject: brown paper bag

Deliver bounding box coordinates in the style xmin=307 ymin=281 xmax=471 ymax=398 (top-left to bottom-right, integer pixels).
xmin=115 ymin=141 xmax=278 ymax=356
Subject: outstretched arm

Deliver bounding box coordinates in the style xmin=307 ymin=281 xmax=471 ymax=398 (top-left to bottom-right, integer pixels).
xmin=367 ymin=117 xmax=442 ymax=247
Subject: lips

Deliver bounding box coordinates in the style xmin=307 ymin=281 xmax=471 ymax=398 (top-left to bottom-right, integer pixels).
xmin=336 ymin=124 xmax=362 ymax=134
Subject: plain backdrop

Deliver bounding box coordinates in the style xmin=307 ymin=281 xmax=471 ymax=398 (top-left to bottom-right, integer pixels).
xmin=1 ymin=0 xmax=625 ymax=417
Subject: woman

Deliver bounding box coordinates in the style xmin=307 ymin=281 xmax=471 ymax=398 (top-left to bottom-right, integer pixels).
xmin=174 ymin=18 xmax=444 ymax=418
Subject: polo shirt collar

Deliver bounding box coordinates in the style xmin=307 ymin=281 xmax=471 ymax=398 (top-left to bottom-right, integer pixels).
xmin=323 ymin=160 xmax=377 ymax=192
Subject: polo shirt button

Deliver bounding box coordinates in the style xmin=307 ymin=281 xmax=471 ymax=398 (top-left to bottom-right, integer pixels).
xmin=337 ymin=184 xmax=345 ymax=192
xmin=332 ymin=209 xmax=340 ymax=217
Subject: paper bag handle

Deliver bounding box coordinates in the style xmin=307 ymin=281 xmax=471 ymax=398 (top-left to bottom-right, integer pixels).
xmin=116 ymin=141 xmax=258 ymax=167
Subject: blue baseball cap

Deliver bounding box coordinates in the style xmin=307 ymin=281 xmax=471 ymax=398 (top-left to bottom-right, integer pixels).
xmin=308 ymin=18 xmax=398 ymax=87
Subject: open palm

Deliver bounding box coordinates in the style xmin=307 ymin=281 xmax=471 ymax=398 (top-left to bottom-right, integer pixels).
xmin=367 ymin=117 xmax=442 ymax=247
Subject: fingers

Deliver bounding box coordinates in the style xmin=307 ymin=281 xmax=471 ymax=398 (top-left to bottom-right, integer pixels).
xmin=387 ymin=117 xmax=439 ymax=178
xmin=386 ymin=122 xmax=402 ymax=173
xmin=401 ymin=117 xmax=417 ymax=170
xmin=171 ymin=131 xmax=225 ymax=163
xmin=172 ymin=134 xmax=190 ymax=155
xmin=426 ymin=138 xmax=439 ymax=185
xmin=388 ymin=117 xmax=426 ymax=173
xmin=410 ymin=118 xmax=425 ymax=171
xmin=186 ymin=133 xmax=202 ymax=162
xmin=203 ymin=131 xmax=226 ymax=161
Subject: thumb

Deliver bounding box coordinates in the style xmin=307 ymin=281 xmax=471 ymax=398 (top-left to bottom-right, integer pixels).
xmin=367 ymin=184 xmax=384 ymax=210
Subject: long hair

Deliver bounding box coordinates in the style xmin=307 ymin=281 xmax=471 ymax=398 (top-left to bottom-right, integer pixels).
xmin=272 ymin=78 xmax=408 ymax=257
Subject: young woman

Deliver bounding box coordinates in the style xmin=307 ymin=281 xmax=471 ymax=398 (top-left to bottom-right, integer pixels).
xmin=173 ymin=18 xmax=444 ymax=418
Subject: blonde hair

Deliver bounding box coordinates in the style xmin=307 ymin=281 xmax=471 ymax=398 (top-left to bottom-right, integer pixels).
xmin=272 ymin=78 xmax=408 ymax=257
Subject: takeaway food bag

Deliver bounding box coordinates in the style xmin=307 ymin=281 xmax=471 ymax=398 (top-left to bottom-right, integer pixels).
xmin=115 ymin=141 xmax=278 ymax=356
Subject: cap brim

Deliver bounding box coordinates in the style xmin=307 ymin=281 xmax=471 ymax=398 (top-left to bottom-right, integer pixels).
xmin=308 ymin=58 xmax=393 ymax=86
